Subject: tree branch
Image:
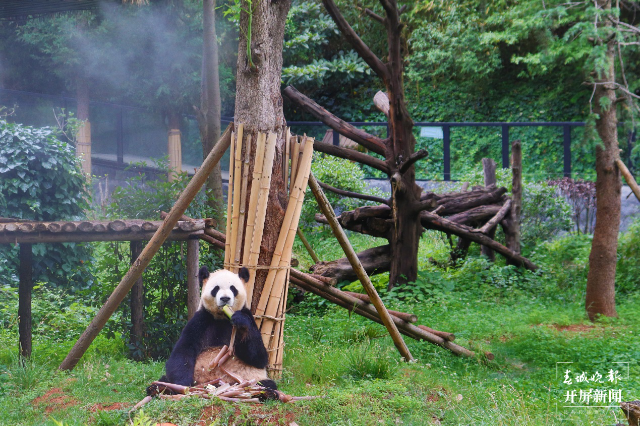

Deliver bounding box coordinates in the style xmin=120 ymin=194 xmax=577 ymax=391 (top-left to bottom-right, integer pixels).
xmin=399 ymin=149 xmax=428 ymax=174
xmin=283 ymin=86 xmax=387 ymax=155
xmin=364 ymin=8 xmax=385 ymax=24
xmin=321 ymin=0 xmax=389 ymax=79
xmin=420 ymin=210 xmax=538 ymax=271
xmin=474 ymin=199 xmax=512 ymax=234
xmin=318 ymin=180 xmax=390 ymax=205
xmin=314 ymin=141 xmax=389 ymax=173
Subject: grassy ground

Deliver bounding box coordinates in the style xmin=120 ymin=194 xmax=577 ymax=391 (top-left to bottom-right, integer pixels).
xmin=0 ymin=233 xmax=638 ymax=425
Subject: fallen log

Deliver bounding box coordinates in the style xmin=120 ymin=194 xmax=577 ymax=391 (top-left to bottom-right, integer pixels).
xmin=420 ymin=210 xmax=538 ymax=271
xmin=417 ymin=325 xmax=455 ymax=341
xmin=435 ymin=187 xmax=507 ymax=214
xmin=475 ymin=200 xmax=512 ymax=234
xmin=310 ymin=244 xmax=392 ymax=283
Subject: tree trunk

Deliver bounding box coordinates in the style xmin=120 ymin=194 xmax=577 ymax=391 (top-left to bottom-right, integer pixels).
xmin=481 ymin=158 xmax=497 ymax=260
xmin=198 ymin=0 xmax=225 ymax=219
xmin=235 ymin=0 xmax=291 ymax=312
xmin=585 ymin=8 xmax=620 ymax=320
xmin=384 ymin=2 xmax=421 ymax=288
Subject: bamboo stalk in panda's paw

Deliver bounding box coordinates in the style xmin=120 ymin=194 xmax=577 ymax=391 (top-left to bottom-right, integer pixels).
xmin=222 ymin=305 xmax=237 ymax=358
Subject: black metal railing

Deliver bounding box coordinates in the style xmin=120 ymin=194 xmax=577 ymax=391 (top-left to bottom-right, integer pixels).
xmin=5 ymin=88 xmax=637 ymax=181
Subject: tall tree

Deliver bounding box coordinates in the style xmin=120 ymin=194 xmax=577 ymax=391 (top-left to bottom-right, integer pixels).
xmin=284 ymin=0 xmax=422 ymax=287
xmin=508 ymin=0 xmax=640 ymax=319
xmin=235 ymin=0 xmax=292 ymax=310
xmin=585 ymin=0 xmax=621 ymax=320
xmin=197 ymin=0 xmax=225 ymax=219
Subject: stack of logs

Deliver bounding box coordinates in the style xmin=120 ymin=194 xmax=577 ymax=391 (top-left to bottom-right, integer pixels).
xmin=312 ymin=145 xmax=535 ymax=284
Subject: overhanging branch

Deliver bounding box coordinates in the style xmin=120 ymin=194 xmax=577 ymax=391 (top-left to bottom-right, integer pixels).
xmin=314 ymin=141 xmax=389 ymax=174
xmin=318 ymin=180 xmax=390 ymax=205
xmin=321 ymin=0 xmax=389 ymax=80
xmin=399 ymin=149 xmax=428 ymax=174
xmin=284 ymin=85 xmax=387 ymax=155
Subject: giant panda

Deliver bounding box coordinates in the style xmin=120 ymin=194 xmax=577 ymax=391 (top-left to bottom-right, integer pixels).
xmin=154 ymin=266 xmax=277 ymax=391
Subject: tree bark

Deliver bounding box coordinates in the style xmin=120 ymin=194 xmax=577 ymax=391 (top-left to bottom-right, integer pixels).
xmin=235 ymin=0 xmax=291 ymax=311
xmin=505 ymin=140 xmax=522 ymax=257
xmin=311 ymin=245 xmax=392 ymax=283
xmin=481 ymin=158 xmax=497 ymax=260
xmin=586 ymin=3 xmax=620 ymax=320
xmin=198 ymin=0 xmax=225 ymax=219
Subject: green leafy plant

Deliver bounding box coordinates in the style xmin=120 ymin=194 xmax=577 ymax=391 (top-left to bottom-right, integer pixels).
xmin=0 ymin=120 xmax=93 ymax=289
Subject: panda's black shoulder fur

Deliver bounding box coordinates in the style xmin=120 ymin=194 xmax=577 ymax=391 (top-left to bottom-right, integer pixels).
xmin=159 ymin=306 xmax=270 ymax=387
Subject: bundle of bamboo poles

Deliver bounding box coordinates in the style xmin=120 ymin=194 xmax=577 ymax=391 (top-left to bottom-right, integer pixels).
xmin=224 ymin=125 xmax=314 ymax=377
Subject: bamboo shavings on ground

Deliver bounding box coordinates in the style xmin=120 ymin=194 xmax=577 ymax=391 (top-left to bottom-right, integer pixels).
xmin=140 ymin=380 xmax=320 ymax=409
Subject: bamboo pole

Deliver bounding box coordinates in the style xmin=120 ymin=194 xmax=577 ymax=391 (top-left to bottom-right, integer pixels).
xmin=59 ymin=124 xmax=233 ymax=371
xmin=295 ymin=135 xmax=307 ymax=183
xmin=255 ymin=139 xmax=313 ymax=324
xmin=228 ymin=124 xmax=244 ymax=273
xmin=233 ymin=134 xmax=252 ymax=270
xmin=255 ymin=138 xmax=314 ymax=361
xmin=245 ymin=132 xmax=278 ymax=304
xmin=616 ymin=159 xmax=640 ymax=203
xmin=242 ymin=133 xmax=267 ymax=265
xmin=290 ymin=135 xmax=301 ymax=185
xmin=224 ymin=131 xmax=236 ymax=266
xmin=308 ymin=172 xmax=415 ymax=362
xmin=284 ymin=128 xmax=291 ymax=193
xmin=296 ymin=228 xmax=320 ymax=263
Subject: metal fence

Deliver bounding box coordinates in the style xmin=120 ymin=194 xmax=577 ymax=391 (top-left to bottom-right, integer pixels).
xmin=3 ymin=88 xmax=637 ymax=181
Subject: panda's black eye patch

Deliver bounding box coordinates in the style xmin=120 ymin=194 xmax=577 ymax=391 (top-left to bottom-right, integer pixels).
xmin=211 ymin=286 xmax=220 ymax=297
xmin=230 ymin=286 xmax=238 ymax=297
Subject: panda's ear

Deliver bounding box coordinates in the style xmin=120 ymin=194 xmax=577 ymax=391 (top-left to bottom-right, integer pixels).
xmin=198 ymin=266 xmax=210 ymax=286
xmin=238 ymin=267 xmax=250 ymax=283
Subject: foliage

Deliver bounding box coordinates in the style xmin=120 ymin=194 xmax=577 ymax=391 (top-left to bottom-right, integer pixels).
xmin=616 ymin=218 xmax=640 ymax=294
xmin=0 ymin=120 xmax=93 ymax=289
xmin=300 ymin=153 xmax=385 ymax=231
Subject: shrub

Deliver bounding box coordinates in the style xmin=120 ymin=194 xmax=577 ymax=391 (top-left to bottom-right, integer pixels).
xmin=300 ymin=153 xmax=385 ymax=231
xmin=0 ymin=120 xmax=93 ymax=289
xmin=617 ymin=219 xmax=640 ymax=294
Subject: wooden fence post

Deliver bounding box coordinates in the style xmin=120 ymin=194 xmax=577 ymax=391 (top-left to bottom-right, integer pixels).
xmin=18 ymin=243 xmax=32 ymax=358
xmin=187 ymin=238 xmax=200 ymax=319
xmin=129 ymin=241 xmax=144 ymax=360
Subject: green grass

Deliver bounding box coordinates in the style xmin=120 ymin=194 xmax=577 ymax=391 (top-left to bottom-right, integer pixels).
xmin=0 ymin=231 xmax=638 ymax=425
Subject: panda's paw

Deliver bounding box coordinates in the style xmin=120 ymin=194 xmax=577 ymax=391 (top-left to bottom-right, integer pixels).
xmin=230 ymin=311 xmax=253 ymax=329
xmin=257 ymin=379 xmax=277 ymax=390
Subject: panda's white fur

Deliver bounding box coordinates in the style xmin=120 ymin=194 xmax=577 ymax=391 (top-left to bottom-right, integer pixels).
xmin=193 ymin=268 xmax=269 ymax=385
xmin=199 ymin=269 xmax=248 ymax=317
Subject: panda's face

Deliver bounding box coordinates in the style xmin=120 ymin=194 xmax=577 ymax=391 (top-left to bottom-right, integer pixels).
xmin=199 ymin=268 xmax=249 ymax=316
